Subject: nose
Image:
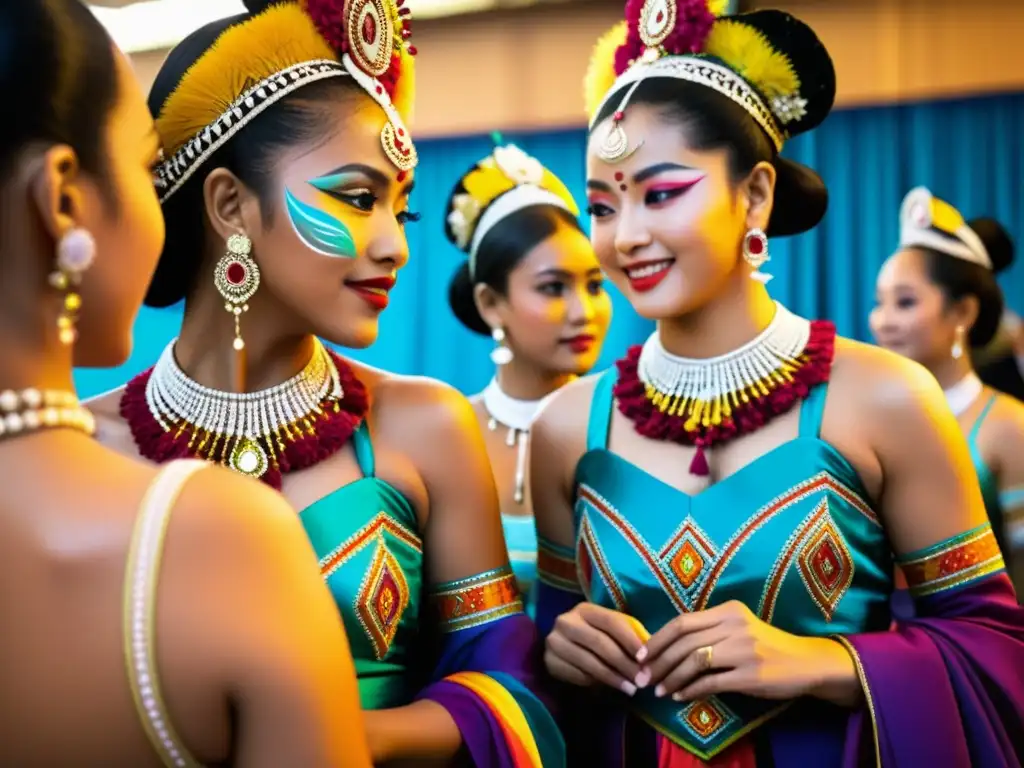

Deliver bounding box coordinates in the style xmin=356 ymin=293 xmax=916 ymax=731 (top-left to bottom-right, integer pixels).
xmin=613 ymin=204 xmax=652 ymax=258
xmin=566 ymin=284 xmax=597 ymax=327
xmin=365 ymin=214 xmax=410 ymax=271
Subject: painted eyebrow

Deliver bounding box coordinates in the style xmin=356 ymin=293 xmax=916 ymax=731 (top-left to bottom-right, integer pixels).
xmin=586 ymin=162 xmax=699 ymax=191
xmin=312 ymin=162 xmax=391 ymax=188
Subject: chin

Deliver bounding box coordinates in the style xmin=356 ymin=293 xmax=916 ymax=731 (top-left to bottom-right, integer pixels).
xmin=319 ymin=319 xmax=379 ymax=350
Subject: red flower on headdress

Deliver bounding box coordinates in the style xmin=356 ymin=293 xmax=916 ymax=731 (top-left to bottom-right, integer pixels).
xmin=303 ymin=0 xmax=348 ymax=53
xmin=615 ymin=0 xmax=717 ymax=75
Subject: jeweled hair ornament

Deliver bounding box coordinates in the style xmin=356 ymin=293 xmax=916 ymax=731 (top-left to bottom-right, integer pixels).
xmin=898 ymin=187 xmax=992 ymax=269
xmin=443 ymin=141 xmax=580 ymax=279
xmin=151 ymin=0 xmax=418 ymax=204
xmin=583 ymin=0 xmax=835 ymax=164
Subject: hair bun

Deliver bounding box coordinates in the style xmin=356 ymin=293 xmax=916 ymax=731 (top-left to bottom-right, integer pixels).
xmin=242 ymin=0 xmax=282 ymax=13
xmin=968 ymin=217 xmax=1015 ymax=274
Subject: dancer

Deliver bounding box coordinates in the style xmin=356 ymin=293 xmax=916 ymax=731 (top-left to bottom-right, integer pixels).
xmin=872 ymin=187 xmax=1024 ymax=595
xmin=90 ymin=1 xmax=562 ymax=765
xmin=0 ymin=1 xmax=370 ymax=766
xmin=531 ymin=1 xmax=1024 ymax=764
xmin=445 ymin=142 xmax=612 ymax=611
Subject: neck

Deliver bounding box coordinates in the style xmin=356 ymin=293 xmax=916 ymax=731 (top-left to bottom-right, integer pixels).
xmin=494 ymin=358 xmax=575 ymax=401
xmin=657 ymin=274 xmax=776 ymax=358
xmin=928 ymin=354 xmax=974 ymax=391
xmin=176 ymin=289 xmax=316 ymax=392
xmin=0 ymin=311 xmax=75 ymax=396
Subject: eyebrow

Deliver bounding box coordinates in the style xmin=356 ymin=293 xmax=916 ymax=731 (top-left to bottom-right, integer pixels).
xmin=315 ymin=162 xmax=391 ymax=188
xmin=535 ymin=267 xmax=604 ymax=279
xmin=586 ymin=161 xmax=698 ymax=192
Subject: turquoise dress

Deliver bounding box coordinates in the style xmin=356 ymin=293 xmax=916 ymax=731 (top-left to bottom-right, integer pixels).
xmin=967 ymin=394 xmax=1008 ymax=554
xmin=299 ymin=422 xmax=424 ymax=709
xmin=573 ymin=371 xmax=893 ymax=759
xmin=502 ymin=514 xmax=537 ymax=615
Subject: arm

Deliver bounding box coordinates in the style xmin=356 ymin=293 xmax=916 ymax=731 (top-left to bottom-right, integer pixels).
xmin=170 ymin=470 xmax=371 ymax=768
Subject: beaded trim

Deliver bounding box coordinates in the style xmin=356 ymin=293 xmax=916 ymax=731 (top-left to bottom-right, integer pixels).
xmin=123 ymin=460 xmax=207 ymax=768
xmin=430 ymin=566 xmax=523 ymax=632
xmin=897 ymin=523 xmax=1004 ymax=598
xmin=155 ymin=60 xmax=347 ymax=203
xmin=536 ymin=537 xmax=581 ymax=593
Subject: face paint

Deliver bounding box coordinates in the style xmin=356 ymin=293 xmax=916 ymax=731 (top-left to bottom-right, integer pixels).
xmin=285 ymin=187 xmax=358 ymax=259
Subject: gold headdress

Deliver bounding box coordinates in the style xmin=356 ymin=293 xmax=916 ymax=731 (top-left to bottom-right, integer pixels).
xmin=152 ymin=0 xmax=418 ymax=203
xmin=584 ymin=0 xmax=835 ymax=163
xmin=899 ymin=187 xmax=992 ymax=269
xmin=444 ymin=142 xmax=580 ymax=278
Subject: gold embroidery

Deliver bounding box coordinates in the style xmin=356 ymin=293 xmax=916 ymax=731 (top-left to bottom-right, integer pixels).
xmin=355 ymin=536 xmax=410 ymax=659
xmin=797 ymin=509 xmax=854 ymax=621
xmin=430 ymin=567 xmax=523 ymax=632
xmin=579 ymin=514 xmax=628 ymax=611
xmin=537 ymin=538 xmax=581 ymax=593
xmin=899 ymin=524 xmax=1004 ymax=597
xmin=318 ymin=511 xmax=422 ymax=579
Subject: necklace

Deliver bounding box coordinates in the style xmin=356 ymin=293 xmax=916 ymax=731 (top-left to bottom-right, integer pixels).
xmin=0 ymin=388 xmax=95 ymax=440
xmin=944 ymin=372 xmax=983 ymax=416
xmin=121 ymin=338 xmax=367 ymax=489
xmin=614 ymin=303 xmax=836 ymax=476
xmin=482 ymin=379 xmax=547 ymax=504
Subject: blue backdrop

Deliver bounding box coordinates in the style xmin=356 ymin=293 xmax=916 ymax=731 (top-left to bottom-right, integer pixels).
xmin=75 ymin=91 xmax=1024 ymax=399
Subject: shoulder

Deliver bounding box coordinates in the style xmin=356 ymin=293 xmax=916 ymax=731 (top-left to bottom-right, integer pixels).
xmin=981 ymin=391 xmax=1024 ymax=462
xmin=534 ymin=372 xmax=603 ymax=441
xmin=369 ymin=371 xmax=477 ymax=436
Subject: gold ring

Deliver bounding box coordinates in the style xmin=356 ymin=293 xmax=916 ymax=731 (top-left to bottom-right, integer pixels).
xmin=698 ymin=645 xmax=714 ymax=670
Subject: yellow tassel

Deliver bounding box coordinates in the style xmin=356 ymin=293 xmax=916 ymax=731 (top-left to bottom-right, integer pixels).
xmin=704 ymin=20 xmax=800 ymax=99
xmin=584 ymin=22 xmax=628 ymax=122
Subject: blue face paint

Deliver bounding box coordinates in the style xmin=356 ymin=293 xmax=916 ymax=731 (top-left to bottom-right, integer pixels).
xmin=285 ymin=188 xmax=358 ymax=259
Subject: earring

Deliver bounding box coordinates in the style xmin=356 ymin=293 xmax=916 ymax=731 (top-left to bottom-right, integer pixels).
xmin=213 ymin=233 xmax=260 ymax=351
xmin=742 ymin=228 xmax=772 ymax=283
xmin=952 ymin=326 xmax=965 ymax=360
xmin=490 ymin=327 xmax=513 ymax=366
xmin=49 ymin=228 xmax=97 ymax=345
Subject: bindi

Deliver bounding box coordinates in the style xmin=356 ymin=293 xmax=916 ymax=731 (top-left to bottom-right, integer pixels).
xmin=615 ymin=171 xmax=626 ymax=192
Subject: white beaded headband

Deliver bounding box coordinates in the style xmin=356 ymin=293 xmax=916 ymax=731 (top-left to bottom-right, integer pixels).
xmin=899 ymin=187 xmax=991 ymax=269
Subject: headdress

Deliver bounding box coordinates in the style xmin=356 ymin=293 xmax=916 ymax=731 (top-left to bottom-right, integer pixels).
xmin=899 ymin=187 xmax=992 ymax=269
xmin=444 ymin=142 xmax=580 ymax=279
xmin=583 ymin=0 xmax=835 ymax=163
xmin=150 ymin=0 xmax=417 ymax=204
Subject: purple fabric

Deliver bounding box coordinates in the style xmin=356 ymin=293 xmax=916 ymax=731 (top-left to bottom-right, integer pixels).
xmin=843 ymin=573 xmax=1024 ymax=767
xmin=421 ymin=679 xmax=516 ymax=766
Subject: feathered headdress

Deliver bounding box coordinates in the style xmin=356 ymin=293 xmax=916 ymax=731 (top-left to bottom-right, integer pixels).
xmin=444 ymin=141 xmax=580 ymax=278
xmin=152 ymin=0 xmax=418 ymax=203
xmin=899 ymin=187 xmax=992 ymax=269
xmin=584 ymin=0 xmax=835 ymax=161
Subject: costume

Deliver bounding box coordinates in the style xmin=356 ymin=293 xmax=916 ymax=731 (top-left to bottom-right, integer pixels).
xmin=124 ymin=4 xmax=562 ymax=765
xmin=444 ymin=143 xmax=582 ymax=613
xmin=534 ymin=2 xmax=1024 ymax=765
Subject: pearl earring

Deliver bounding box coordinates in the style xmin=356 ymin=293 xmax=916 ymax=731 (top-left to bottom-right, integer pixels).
xmin=490 ymin=327 xmax=513 ymax=366
xmin=50 ymin=228 xmax=97 ymax=345
xmin=951 ymin=326 xmax=965 ymax=360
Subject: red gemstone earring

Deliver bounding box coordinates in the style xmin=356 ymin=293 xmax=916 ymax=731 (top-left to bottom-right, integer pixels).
xmin=742 ymin=228 xmax=771 ymax=283
xmin=213 ymin=233 xmax=260 ymax=351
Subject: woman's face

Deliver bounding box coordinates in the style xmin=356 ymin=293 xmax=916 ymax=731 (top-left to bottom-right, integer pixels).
xmin=870 ymin=248 xmax=960 ymax=366
xmin=489 ymin=222 xmax=612 ymax=376
xmin=76 ymin=48 xmax=166 ymax=367
xmin=585 ymin=104 xmax=761 ymax=320
xmin=241 ymin=92 xmax=414 ymax=349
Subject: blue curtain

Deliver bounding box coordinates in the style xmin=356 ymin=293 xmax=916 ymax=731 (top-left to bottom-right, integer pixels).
xmin=74 ymin=91 xmax=1024 ymax=399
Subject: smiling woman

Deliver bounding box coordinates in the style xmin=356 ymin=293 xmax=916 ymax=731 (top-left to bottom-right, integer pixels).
xmin=85 ymin=0 xmax=563 ymax=765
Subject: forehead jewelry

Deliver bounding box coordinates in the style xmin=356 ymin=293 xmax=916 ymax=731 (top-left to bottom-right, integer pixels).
xmin=596 ymin=78 xmax=646 ymax=164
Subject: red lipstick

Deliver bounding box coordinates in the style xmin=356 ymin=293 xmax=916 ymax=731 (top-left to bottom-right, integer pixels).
xmin=563 ymin=334 xmax=596 ymax=353
xmin=345 ymin=275 xmax=396 ymax=311
xmin=624 ymin=259 xmax=674 ymax=293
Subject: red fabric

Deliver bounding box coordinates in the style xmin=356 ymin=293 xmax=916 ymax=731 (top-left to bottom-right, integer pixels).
xmin=657 ymin=735 xmax=757 ymax=768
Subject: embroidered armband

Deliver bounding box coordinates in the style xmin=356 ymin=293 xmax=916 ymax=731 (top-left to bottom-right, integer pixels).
xmin=430 ymin=566 xmax=523 ymax=632
xmin=897 ymin=523 xmax=1005 ymax=597
xmin=537 ymin=536 xmax=582 ymax=593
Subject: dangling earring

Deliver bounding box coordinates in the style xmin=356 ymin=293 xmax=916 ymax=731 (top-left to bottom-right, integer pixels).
xmin=49 ymin=228 xmax=97 ymax=345
xmin=951 ymin=325 xmax=965 ymax=360
xmin=490 ymin=327 xmax=513 ymax=366
xmin=213 ymin=233 xmax=260 ymax=351
xmin=742 ymin=228 xmax=772 ymax=283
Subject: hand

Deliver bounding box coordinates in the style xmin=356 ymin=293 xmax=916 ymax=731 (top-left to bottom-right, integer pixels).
xmin=637 ymin=601 xmax=860 ymax=706
xmin=544 ymin=603 xmax=647 ymax=695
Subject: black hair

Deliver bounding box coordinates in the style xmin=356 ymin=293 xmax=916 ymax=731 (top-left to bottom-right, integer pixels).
xmin=919 ymin=218 xmax=1016 ymax=349
xmin=0 ymin=0 xmax=118 ymax=182
xmin=145 ymin=76 xmax=360 ymax=308
xmin=447 ymin=204 xmax=584 ymax=335
xmin=591 ymin=78 xmax=828 ymax=236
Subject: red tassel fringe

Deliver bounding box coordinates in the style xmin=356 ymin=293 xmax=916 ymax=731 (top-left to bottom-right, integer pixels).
xmin=120 ymin=350 xmax=369 ymax=490
xmin=613 ymin=320 xmax=836 ymax=473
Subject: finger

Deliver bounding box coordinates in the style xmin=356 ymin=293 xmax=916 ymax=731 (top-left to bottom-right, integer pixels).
xmin=582 ymin=605 xmax=648 ymax=659
xmin=543 ymin=650 xmax=594 ymax=688
xmin=640 ymin=627 xmax=727 ymax=691
xmin=547 ymin=631 xmax=638 ymax=696
xmin=673 ymin=668 xmax=748 ymax=702
xmin=656 ymin=638 xmax=735 ymax=698
xmin=561 ymin=613 xmax=642 ymax=681
xmin=643 ymin=607 xmax=728 ymax=661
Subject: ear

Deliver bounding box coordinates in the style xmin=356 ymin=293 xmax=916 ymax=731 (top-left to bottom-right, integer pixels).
xmin=203 ymin=167 xmax=262 ymax=244
xmin=952 ymin=293 xmax=980 ymax=331
xmin=30 ymin=145 xmax=86 ymax=244
xmin=473 ymin=282 xmax=509 ymax=332
xmin=740 ymin=160 xmax=777 ymax=232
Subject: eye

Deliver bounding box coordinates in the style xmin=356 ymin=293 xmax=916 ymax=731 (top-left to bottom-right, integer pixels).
xmin=896 ymin=296 xmax=917 ymax=309
xmin=587 ymin=279 xmax=605 ymax=295
xmin=644 ymin=185 xmax=691 ymax=206
xmin=586 ymin=203 xmax=614 ymax=218
xmin=537 ymin=282 xmax=565 ymax=297
xmin=397 ymin=210 xmax=421 ymax=225
xmin=321 ymin=188 xmax=377 ymax=211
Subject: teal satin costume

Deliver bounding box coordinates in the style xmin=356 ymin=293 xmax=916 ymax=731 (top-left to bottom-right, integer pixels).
xmin=300 ymin=422 xmax=423 ymax=709
xmin=572 ymin=370 xmax=893 ymax=758
xmin=967 ymin=394 xmax=1012 ymax=556
xmin=502 ymin=514 xmax=537 ymax=615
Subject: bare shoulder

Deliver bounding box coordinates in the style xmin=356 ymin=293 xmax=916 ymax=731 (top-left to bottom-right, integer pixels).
xmin=982 ymin=390 xmax=1024 ymax=466
xmin=84 ymin=385 xmax=140 ymax=459
xmin=366 ymin=368 xmax=477 ymax=439
xmin=534 ymin=372 xmax=601 ymax=440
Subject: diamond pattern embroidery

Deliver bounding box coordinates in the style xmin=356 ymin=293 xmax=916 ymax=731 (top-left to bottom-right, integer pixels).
xmin=678 ymin=697 xmax=738 ymax=744
xmin=356 ymin=540 xmax=410 ymax=660
xmin=797 ymin=516 xmax=854 ymax=621
xmin=662 ymin=518 xmax=718 ymax=611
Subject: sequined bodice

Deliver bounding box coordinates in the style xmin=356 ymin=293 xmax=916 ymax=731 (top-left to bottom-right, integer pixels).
xmin=299 ymin=423 xmax=423 ymax=709
xmin=573 ymin=371 xmax=893 ymax=759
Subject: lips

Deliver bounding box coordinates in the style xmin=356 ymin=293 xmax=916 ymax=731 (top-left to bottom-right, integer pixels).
xmin=624 ymin=259 xmax=674 ymax=293
xmin=563 ymin=334 xmax=596 ymax=353
xmin=345 ymin=275 xmax=396 ymax=310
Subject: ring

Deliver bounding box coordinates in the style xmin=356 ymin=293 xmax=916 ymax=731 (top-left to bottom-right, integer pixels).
xmin=697 ymin=645 xmax=714 ymax=670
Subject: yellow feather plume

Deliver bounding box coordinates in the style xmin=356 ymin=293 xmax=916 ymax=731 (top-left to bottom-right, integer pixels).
xmin=704 ymin=20 xmax=799 ymax=99
xmin=931 ymin=197 xmax=966 ymax=237
xmin=461 ymin=165 xmax=516 ymax=208
xmin=156 ymin=4 xmax=337 ymax=156
xmin=541 ymin=169 xmax=580 ymax=216
xmin=392 ymin=45 xmax=416 ymax=125
xmin=584 ymin=21 xmax=628 ymax=121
